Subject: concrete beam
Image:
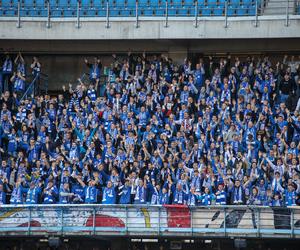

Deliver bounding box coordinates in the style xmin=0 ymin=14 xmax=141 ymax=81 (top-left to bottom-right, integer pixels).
xmin=0 ymin=16 xmax=300 ymax=40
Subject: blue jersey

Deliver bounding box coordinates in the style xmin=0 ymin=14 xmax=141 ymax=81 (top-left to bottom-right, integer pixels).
xmin=119 ymin=185 xmax=131 ymax=204
xmin=102 ymin=187 xmax=116 ymax=204
xmin=84 ymin=186 xmax=98 ymax=204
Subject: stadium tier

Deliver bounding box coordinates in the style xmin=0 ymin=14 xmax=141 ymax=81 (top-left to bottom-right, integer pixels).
xmin=0 ymin=52 xmax=300 ymax=208
xmin=0 ymin=0 xmax=263 ymax=17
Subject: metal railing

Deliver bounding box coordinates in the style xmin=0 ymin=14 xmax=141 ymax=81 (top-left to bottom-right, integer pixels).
xmin=19 ymin=72 xmax=48 ymax=101
xmin=1 ymin=1 xmax=299 ymax=30
xmin=0 ymin=205 xmax=299 ymax=238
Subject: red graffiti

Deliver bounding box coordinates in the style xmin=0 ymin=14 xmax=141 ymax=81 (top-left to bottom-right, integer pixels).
xmin=164 ymin=205 xmax=191 ymax=228
xmin=85 ymin=215 xmax=125 ymax=228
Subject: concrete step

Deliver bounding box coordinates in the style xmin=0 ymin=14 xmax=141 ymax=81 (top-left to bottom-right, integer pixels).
xmin=263 ymin=8 xmax=295 ymax=14
xmin=267 ymin=3 xmax=293 ymax=7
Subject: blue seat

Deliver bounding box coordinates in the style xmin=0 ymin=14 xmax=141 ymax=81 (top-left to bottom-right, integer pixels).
xmin=109 ymin=8 xmax=119 ymax=16
xmin=206 ymin=0 xmax=217 ymax=5
xmin=69 ymin=0 xmax=78 ymax=6
xmin=48 ymin=0 xmax=58 ymax=8
xmin=242 ymin=0 xmax=252 ymax=5
xmin=127 ymin=0 xmax=136 ymax=6
xmin=23 ymin=0 xmax=34 ymax=7
xmin=35 ymin=0 xmax=45 ymax=7
xmin=63 ymin=9 xmax=75 ymax=16
xmin=12 ymin=0 xmax=20 ymax=7
xmin=184 ymin=0 xmax=194 ymax=6
xmin=81 ymin=9 xmax=96 ymax=16
xmin=230 ymin=0 xmax=240 ymax=6
xmin=201 ymin=5 xmax=210 ymax=15
xmin=227 ymin=4 xmax=235 ymax=15
xmin=109 ymin=0 xmax=118 ymax=7
xmin=171 ymin=0 xmax=182 ymax=6
xmin=247 ymin=4 xmax=255 ymax=15
xmin=154 ymin=7 xmax=164 ymax=15
xmin=3 ymin=9 xmax=16 ymax=16
xmin=218 ymin=0 xmax=226 ymax=6
xmin=168 ymin=7 xmax=177 ymax=15
xmin=177 ymin=7 xmax=189 ymax=16
xmin=142 ymin=8 xmax=153 ymax=15
xmin=213 ymin=5 xmax=223 ymax=15
xmin=81 ymin=0 xmax=91 ymax=7
xmin=1 ymin=0 xmax=12 ymax=7
xmin=119 ymin=9 xmax=132 ymax=16
xmin=236 ymin=5 xmax=246 ymax=15
xmin=196 ymin=0 xmax=205 ymax=7
xmin=51 ymin=9 xmax=63 ymax=16
xmin=58 ymin=0 xmax=68 ymax=7
xmin=138 ymin=0 xmax=149 ymax=7
xmin=96 ymin=8 xmax=106 ymax=16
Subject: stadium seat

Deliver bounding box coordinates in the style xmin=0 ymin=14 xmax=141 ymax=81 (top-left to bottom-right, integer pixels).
xmin=3 ymin=9 xmax=16 ymax=16
xmin=154 ymin=7 xmax=164 ymax=15
xmin=81 ymin=0 xmax=91 ymax=7
xmin=247 ymin=4 xmax=255 ymax=15
xmin=69 ymin=0 xmax=78 ymax=6
xmin=201 ymin=5 xmax=210 ymax=15
xmin=206 ymin=0 xmax=217 ymax=6
xmin=23 ymin=0 xmax=34 ymax=7
xmin=120 ymin=9 xmax=134 ymax=16
xmin=184 ymin=0 xmax=194 ymax=6
xmin=227 ymin=4 xmax=235 ymax=15
xmin=213 ymin=5 xmax=223 ymax=15
xmin=109 ymin=8 xmax=119 ymax=16
xmin=139 ymin=0 xmax=149 ymax=7
xmin=242 ymin=0 xmax=252 ymax=5
xmin=51 ymin=9 xmax=63 ymax=16
xmin=178 ymin=7 xmax=190 ymax=16
xmin=230 ymin=0 xmax=240 ymax=6
xmin=142 ymin=7 xmax=153 ymax=15
xmin=48 ymin=0 xmax=58 ymax=8
xmin=1 ymin=0 xmax=12 ymax=7
xmin=168 ymin=7 xmax=177 ymax=16
xmin=196 ymin=0 xmax=205 ymax=7
xmin=126 ymin=0 xmax=137 ymax=6
xmin=171 ymin=0 xmax=182 ymax=6
xmin=58 ymin=0 xmax=68 ymax=7
xmin=236 ymin=4 xmax=246 ymax=15
xmin=35 ymin=0 xmax=45 ymax=7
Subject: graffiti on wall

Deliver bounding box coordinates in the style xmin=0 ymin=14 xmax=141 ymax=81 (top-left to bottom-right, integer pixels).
xmin=0 ymin=206 xmax=299 ymax=234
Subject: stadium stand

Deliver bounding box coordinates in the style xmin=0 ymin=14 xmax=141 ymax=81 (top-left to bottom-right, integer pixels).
xmin=0 ymin=0 xmax=266 ymax=17
xmin=0 ymin=52 xmax=300 ymax=207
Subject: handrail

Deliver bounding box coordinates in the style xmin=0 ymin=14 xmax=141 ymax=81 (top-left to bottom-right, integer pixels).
xmin=19 ymin=73 xmax=39 ymax=101
xmin=0 ymin=203 xmax=299 ymax=209
xmin=0 ymin=205 xmax=299 ymax=238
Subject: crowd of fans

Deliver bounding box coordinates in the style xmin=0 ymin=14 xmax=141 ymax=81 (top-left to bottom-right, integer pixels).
xmin=0 ymin=51 xmax=300 ymax=207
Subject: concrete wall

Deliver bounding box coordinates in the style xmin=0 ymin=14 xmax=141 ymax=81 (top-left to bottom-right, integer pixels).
xmin=0 ymin=16 xmax=300 ymax=40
